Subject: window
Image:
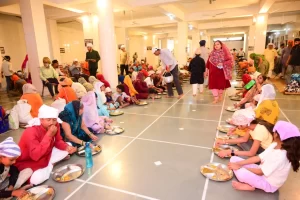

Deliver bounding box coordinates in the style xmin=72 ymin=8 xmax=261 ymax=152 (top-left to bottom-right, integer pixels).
xmin=167 ymin=39 xmax=174 ymax=51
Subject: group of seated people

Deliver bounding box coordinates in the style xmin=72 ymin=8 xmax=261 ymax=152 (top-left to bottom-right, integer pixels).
xmin=211 ymin=61 xmax=300 ymax=193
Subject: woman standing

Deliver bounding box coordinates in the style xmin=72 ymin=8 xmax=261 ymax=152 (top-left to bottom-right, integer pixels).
xmin=205 ymin=40 xmax=233 ymax=103
xmin=189 ymin=48 xmax=206 ymax=96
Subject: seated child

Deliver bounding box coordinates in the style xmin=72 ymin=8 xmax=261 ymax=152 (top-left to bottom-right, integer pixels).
xmin=105 ymin=87 xmax=119 ymax=110
xmin=113 ymin=85 xmax=131 ymax=108
xmin=228 ymin=121 xmax=300 ymax=193
xmin=0 ymin=137 xmax=33 ymax=199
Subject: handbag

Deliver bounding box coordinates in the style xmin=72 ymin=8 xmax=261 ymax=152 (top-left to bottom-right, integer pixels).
xmin=163 ymin=72 xmax=174 ymax=83
xmin=0 ymin=106 xmax=9 ymax=133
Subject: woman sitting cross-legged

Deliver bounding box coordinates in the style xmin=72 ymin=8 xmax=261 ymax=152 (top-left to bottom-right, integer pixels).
xmin=133 ymin=72 xmax=149 ymax=99
xmin=228 ymin=121 xmax=300 ymax=193
xmin=59 ymin=100 xmax=98 ymax=147
xmin=215 ymin=109 xmax=274 ymax=158
xmin=123 ymin=75 xmax=140 ymax=104
xmin=94 ymin=82 xmax=110 ymax=117
xmin=81 ymin=91 xmax=112 ymax=133
xmin=255 ymin=84 xmax=279 ymax=125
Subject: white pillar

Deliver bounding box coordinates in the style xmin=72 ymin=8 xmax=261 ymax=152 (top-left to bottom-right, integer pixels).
xmin=20 ymin=0 xmax=51 ymax=93
xmin=82 ymin=15 xmax=101 ymax=72
xmin=248 ymin=25 xmax=256 ymax=59
xmin=254 ymin=14 xmax=268 ymax=54
xmin=115 ymin=27 xmax=128 ymax=65
xmin=47 ymin=19 xmax=61 ymax=61
xmin=145 ymin=34 xmax=155 ymax=66
xmin=192 ymin=30 xmax=200 ymax=56
xmin=97 ymin=0 xmax=118 ymax=89
xmin=177 ymin=22 xmax=188 ymax=66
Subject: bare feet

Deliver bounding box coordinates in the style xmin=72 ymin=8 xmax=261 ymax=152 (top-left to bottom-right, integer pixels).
xmin=218 ymin=96 xmax=223 ymax=102
xmin=193 ymin=94 xmax=196 ymax=97
xmin=178 ymin=94 xmax=184 ymax=99
xmin=232 ymin=181 xmax=255 ymax=191
xmin=212 ymin=99 xmax=218 ymax=104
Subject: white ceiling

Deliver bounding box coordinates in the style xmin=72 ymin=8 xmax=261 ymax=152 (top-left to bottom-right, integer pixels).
xmin=0 ymin=0 xmax=300 ymax=37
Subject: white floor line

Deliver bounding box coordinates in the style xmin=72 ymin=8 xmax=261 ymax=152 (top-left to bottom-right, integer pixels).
xmin=116 ymin=135 xmax=212 ymax=150
xmin=134 ymin=137 xmax=212 ymax=150
xmin=74 ymin=179 xmax=159 ymax=200
xmin=201 ymin=90 xmax=227 ymax=200
xmin=280 ymin=109 xmax=300 ymax=112
xmin=276 ymin=97 xmax=300 ymax=101
xmin=123 ymin=112 xmax=160 ymax=117
xmin=64 ymin=89 xmax=192 ymax=200
xmin=175 ymin=103 xmax=222 ymax=106
xmin=162 ymin=116 xmax=219 ymax=122
xmin=279 ymin=108 xmax=291 ymax=122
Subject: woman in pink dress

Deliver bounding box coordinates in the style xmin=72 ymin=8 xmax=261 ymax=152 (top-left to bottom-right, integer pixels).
xmin=205 ymin=40 xmax=233 ymax=103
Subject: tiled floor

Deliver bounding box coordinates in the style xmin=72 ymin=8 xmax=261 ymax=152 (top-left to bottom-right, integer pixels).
xmin=0 ymin=83 xmax=299 ymax=200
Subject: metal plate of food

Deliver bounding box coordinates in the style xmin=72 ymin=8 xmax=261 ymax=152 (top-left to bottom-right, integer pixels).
xmin=18 ymin=185 xmax=55 ymax=200
xmin=157 ymin=93 xmax=162 ymax=95
xmin=225 ymin=118 xmax=233 ymax=124
xmin=200 ymin=162 xmax=233 ymax=182
xmin=230 ymin=96 xmax=242 ymax=101
xmin=76 ymin=145 xmax=102 ymax=157
xmin=154 ymin=96 xmax=162 ymax=99
xmin=137 ymin=101 xmax=148 ymax=106
xmin=225 ymin=106 xmax=238 ymax=112
xmin=162 ymin=92 xmax=167 ymax=95
xmin=217 ymin=125 xmax=235 ymax=133
xmin=216 ymin=135 xmax=239 ymax=142
xmin=212 ymin=146 xmax=239 ymax=158
xmin=106 ymin=126 xmax=125 ymax=135
xmin=52 ymin=164 xmax=84 ymax=182
xmin=110 ymin=110 xmax=124 ymax=116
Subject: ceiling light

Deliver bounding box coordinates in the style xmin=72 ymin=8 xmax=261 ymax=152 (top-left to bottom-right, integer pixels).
xmin=257 ymin=16 xmax=265 ymax=23
xmin=200 ymin=32 xmax=203 ymax=36
xmin=144 ymin=36 xmax=148 ymax=40
xmin=93 ymin=16 xmax=98 ymax=23
xmin=188 ymin=24 xmax=193 ymax=30
xmin=166 ymin=14 xmax=175 ymax=20
xmin=97 ymin=0 xmax=107 ymax=8
xmin=81 ymin=15 xmax=89 ymax=23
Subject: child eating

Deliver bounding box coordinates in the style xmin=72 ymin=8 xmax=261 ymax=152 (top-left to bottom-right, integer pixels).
xmin=0 ymin=137 xmax=33 ymax=198
xmin=113 ymin=84 xmax=131 ymax=108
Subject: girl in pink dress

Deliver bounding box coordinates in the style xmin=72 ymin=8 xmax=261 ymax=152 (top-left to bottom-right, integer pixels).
xmin=205 ymin=40 xmax=233 ymax=103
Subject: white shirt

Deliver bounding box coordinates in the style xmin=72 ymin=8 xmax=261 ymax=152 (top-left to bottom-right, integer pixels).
xmin=200 ymin=46 xmax=209 ymax=64
xmin=1 ymin=60 xmax=13 ymax=76
xmin=55 ymin=68 xmax=65 ymax=76
xmin=259 ymin=142 xmax=291 ymax=188
xmin=159 ymin=49 xmax=177 ymax=71
xmin=144 ymin=77 xmax=154 ymax=87
xmin=131 ymin=71 xmax=138 ymax=82
xmin=238 ymin=50 xmax=245 ymax=57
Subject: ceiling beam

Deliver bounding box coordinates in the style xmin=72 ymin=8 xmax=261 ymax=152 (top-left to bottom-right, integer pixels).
xmin=0 ymin=4 xmax=20 ymax=16
xmin=158 ymin=4 xmax=185 ymax=21
xmin=259 ymin=0 xmax=275 ymax=14
xmin=126 ymin=0 xmax=178 ymax=7
xmin=0 ymin=0 xmax=18 ymax=7
xmin=122 ymin=16 xmax=175 ymax=28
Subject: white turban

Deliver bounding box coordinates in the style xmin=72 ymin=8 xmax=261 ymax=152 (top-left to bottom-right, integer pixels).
xmin=232 ymin=108 xmax=255 ymax=126
xmin=152 ymin=47 xmax=159 ymax=54
xmin=0 ymin=137 xmax=21 ymax=158
xmin=26 ymin=105 xmax=62 ymax=127
xmin=87 ymin=43 xmax=93 ymax=47
xmin=120 ymin=45 xmax=125 ymax=49
xmin=105 ymin=87 xmax=112 ymax=93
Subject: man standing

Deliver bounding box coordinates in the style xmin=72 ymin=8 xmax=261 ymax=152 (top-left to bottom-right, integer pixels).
xmin=264 ymin=43 xmax=278 ymax=78
xmin=237 ymin=48 xmax=245 ymax=58
xmin=120 ymin=45 xmax=129 ymax=75
xmin=281 ymin=40 xmax=293 ymax=79
xmin=1 ymin=56 xmax=14 ymax=92
xmin=285 ymin=38 xmax=300 ymax=83
xmin=152 ymin=47 xmax=183 ymax=99
xmin=199 ymin=40 xmax=209 ymax=64
xmin=85 ymin=43 xmax=100 ymax=77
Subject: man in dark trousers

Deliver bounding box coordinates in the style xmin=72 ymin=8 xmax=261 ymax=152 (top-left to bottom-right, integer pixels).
xmin=85 ymin=43 xmax=100 ymax=76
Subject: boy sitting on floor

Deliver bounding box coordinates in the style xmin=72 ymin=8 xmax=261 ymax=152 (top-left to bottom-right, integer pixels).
xmin=15 ymin=105 xmax=77 ymax=185
xmin=113 ymin=85 xmax=131 ymax=108
xmin=0 ymin=137 xmax=33 ymax=199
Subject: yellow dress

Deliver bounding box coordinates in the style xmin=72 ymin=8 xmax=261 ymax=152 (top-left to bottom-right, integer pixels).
xmin=255 ymin=100 xmax=279 ymax=125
